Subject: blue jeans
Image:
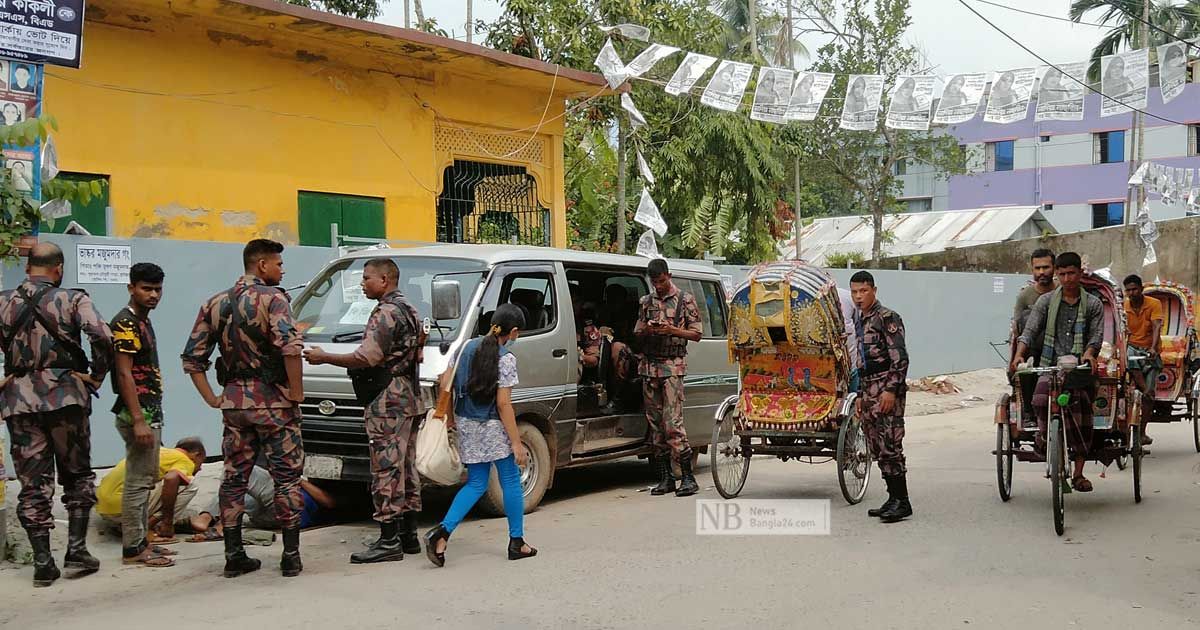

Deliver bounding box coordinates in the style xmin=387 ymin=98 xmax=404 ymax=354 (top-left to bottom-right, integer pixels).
xmin=849 ymin=369 xmax=861 ymax=394
xmin=440 ymin=454 xmax=524 ymax=538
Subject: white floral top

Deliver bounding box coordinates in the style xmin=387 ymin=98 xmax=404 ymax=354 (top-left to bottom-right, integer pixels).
xmin=457 ymin=352 xmax=520 ymax=464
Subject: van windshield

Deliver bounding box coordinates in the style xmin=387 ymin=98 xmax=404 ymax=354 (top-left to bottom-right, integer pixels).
xmin=293 ymin=256 xmax=485 ymax=343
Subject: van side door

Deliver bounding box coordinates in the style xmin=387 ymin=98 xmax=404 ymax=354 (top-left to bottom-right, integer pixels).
xmin=674 ymin=277 xmax=736 ymax=448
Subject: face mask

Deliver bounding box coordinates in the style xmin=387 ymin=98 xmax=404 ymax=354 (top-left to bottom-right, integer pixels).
xmin=505 ymin=338 xmax=517 ymax=349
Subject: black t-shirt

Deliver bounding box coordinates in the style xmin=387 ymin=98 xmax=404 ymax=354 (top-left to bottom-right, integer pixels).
xmin=110 ymin=306 xmax=163 ymax=421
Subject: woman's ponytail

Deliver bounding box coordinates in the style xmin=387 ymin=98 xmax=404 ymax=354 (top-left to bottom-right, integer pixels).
xmin=466 ymin=303 xmax=526 ymax=403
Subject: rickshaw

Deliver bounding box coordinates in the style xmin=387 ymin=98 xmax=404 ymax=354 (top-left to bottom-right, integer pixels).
xmin=1140 ymin=282 xmax=1200 ymax=451
xmin=994 ymin=270 xmax=1144 ymax=535
xmin=710 ymin=260 xmax=870 ymax=504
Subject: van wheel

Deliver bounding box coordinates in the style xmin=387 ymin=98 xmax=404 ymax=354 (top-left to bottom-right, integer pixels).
xmin=479 ymin=422 xmax=551 ymax=516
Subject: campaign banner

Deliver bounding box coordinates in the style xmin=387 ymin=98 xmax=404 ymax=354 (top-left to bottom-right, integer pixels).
xmin=1035 ymin=62 xmax=1087 ymax=122
xmin=839 ymin=74 xmax=883 ymax=131
xmin=665 ymin=52 xmax=717 ymax=96
xmin=933 ymin=73 xmax=986 ymax=125
xmin=750 ymin=67 xmax=794 ymax=124
xmin=594 ymin=38 xmax=628 ymax=89
xmin=1157 ymin=41 xmax=1187 ymax=104
xmin=984 ymin=68 xmax=1036 ymax=124
xmin=700 ymin=60 xmax=754 ymax=112
xmin=0 ymin=0 xmax=84 ymax=68
xmin=785 ymin=71 xmax=833 ymax=122
xmin=885 ymin=75 xmax=935 ymax=131
xmin=1100 ymin=48 xmax=1149 ymax=117
xmin=1 ymin=60 xmax=42 ymax=203
xmin=624 ymin=43 xmax=680 ymax=78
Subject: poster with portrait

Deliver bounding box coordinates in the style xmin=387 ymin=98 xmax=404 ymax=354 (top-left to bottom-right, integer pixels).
xmin=623 ymin=43 xmax=680 ymax=78
xmin=839 ymin=74 xmax=884 ymax=131
xmin=750 ymin=67 xmax=795 ymax=124
xmin=933 ymin=73 xmax=987 ymax=124
xmin=984 ymin=67 xmax=1036 ymax=124
xmin=593 ymin=38 xmax=628 ymax=89
xmin=1157 ymin=41 xmax=1188 ymax=104
xmin=1035 ymin=62 xmax=1087 ymax=122
xmin=700 ymin=60 xmax=754 ymax=112
xmin=885 ymin=75 xmax=935 ymax=131
xmin=665 ymin=52 xmax=717 ymax=96
xmin=0 ymin=61 xmax=42 ymax=203
xmin=1100 ymin=48 xmax=1148 ymax=117
xmin=785 ymin=71 xmax=834 ymax=121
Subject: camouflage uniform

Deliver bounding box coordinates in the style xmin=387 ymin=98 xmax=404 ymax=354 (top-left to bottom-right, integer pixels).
xmin=0 ymin=276 xmax=113 ymax=533
xmin=635 ymin=283 xmax=703 ymax=464
xmin=355 ymin=290 xmax=425 ymax=523
xmin=181 ymin=275 xmax=305 ymax=529
xmin=854 ymin=301 xmax=909 ymax=477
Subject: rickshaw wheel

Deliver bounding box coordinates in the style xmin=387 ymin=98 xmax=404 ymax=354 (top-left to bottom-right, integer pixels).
xmin=1190 ymin=393 xmax=1200 ymax=453
xmin=996 ymin=424 xmax=1013 ymax=502
xmin=1048 ymin=416 xmax=1066 ymax=536
xmin=711 ymin=410 xmax=749 ymax=499
xmin=1132 ymin=428 xmax=1143 ymax=504
xmin=836 ymin=416 xmax=871 ymax=505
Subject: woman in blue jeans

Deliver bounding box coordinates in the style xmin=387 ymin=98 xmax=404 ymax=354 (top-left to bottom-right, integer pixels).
xmin=424 ymin=303 xmax=537 ymax=566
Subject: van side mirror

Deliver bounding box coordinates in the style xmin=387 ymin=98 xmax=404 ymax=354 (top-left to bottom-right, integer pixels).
xmin=432 ymin=280 xmax=462 ymax=321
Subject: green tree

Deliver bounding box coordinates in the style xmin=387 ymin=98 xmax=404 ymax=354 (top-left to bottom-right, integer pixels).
xmin=794 ymin=0 xmax=966 ymax=262
xmin=284 ymin=0 xmax=390 ymax=20
xmin=1069 ymin=0 xmax=1199 ymax=78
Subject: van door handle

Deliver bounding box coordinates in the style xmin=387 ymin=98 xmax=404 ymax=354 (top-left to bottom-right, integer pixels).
xmin=552 ymin=349 xmax=568 ymax=358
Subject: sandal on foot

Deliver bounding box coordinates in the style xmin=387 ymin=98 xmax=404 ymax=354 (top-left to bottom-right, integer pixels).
xmin=149 ymin=545 xmax=178 ymax=556
xmin=188 ymin=528 xmax=223 ymax=543
xmin=1071 ymin=476 xmax=1094 ymax=492
xmin=147 ymin=532 xmax=179 ymax=545
xmin=123 ymin=552 xmax=175 ymax=567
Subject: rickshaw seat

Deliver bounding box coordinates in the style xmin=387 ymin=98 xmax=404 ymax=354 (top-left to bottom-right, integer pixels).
xmin=1160 ymin=336 xmax=1188 ymax=366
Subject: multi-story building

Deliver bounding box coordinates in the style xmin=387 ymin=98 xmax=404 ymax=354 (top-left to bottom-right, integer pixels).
xmin=898 ymin=81 xmax=1200 ymax=234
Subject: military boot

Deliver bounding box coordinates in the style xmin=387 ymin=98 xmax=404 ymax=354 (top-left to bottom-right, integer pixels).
xmin=30 ymin=532 xmax=61 ymax=588
xmin=350 ymin=520 xmax=404 ymax=564
xmin=649 ymin=455 xmax=676 ymax=496
xmin=868 ymin=476 xmax=899 ymax=518
xmin=879 ymin=473 xmax=913 ymax=523
xmin=223 ymin=517 xmax=262 ymax=578
xmin=280 ymin=527 xmax=302 ymax=577
xmin=63 ymin=513 xmax=100 ymax=573
xmin=400 ymin=511 xmax=422 ymax=555
xmin=675 ymin=452 xmax=699 ymax=497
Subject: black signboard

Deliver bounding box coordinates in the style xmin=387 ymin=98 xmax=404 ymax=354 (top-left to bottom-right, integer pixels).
xmin=0 ymin=0 xmax=85 ymax=68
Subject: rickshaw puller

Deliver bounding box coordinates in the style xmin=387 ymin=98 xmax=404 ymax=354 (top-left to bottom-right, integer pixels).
xmin=1122 ymin=274 xmax=1162 ymax=445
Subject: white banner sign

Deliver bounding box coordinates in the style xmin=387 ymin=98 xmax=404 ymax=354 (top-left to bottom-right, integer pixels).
xmin=701 ymin=60 xmax=754 ymax=112
xmin=636 ymin=150 xmax=655 ymax=186
xmin=594 ymin=38 xmax=628 ymax=89
xmin=984 ymin=68 xmax=1036 ymax=124
xmin=1100 ymin=48 xmax=1149 ymax=117
xmin=840 ymin=74 xmax=884 ymax=131
xmin=750 ymin=67 xmax=795 ymax=124
xmin=933 ymin=73 xmax=987 ymax=125
xmin=621 ymin=93 xmax=647 ymax=129
xmin=624 ymin=43 xmax=680 ymax=78
xmin=634 ymin=188 xmax=668 ymax=237
xmin=1158 ymin=41 xmax=1188 ymax=104
xmin=886 ymin=75 xmax=935 ymax=131
xmin=1035 ymin=62 xmax=1087 ymax=122
xmin=76 ymin=244 xmax=131 ymax=284
xmin=786 ymin=72 xmax=834 ymax=121
xmin=665 ymin=53 xmax=717 ymax=96
xmin=635 ymin=229 xmax=660 ymax=259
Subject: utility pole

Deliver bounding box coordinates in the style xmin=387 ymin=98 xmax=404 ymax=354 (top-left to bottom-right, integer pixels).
xmin=787 ymin=0 xmax=803 ymax=260
xmin=1135 ymin=0 xmax=1150 ymax=222
xmin=403 ymin=0 xmax=410 ymax=28
xmin=748 ymin=0 xmax=759 ymax=61
xmin=1127 ymin=0 xmax=1150 ymax=225
xmin=466 ymin=0 xmax=473 ymax=43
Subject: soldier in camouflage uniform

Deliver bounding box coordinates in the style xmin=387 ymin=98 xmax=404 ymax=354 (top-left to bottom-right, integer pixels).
xmin=0 ymin=242 xmax=113 ymax=587
xmin=635 ymin=259 xmax=703 ymax=497
xmin=850 ymin=271 xmax=913 ymax=523
xmin=182 ymin=239 xmax=306 ymax=578
xmin=304 ymin=258 xmax=426 ymax=564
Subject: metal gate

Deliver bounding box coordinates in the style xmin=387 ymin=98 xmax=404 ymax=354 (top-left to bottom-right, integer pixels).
xmin=436 ymin=159 xmax=550 ymax=247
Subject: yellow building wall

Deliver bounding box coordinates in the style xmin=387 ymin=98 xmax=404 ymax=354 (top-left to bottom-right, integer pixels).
xmin=46 ymin=15 xmax=569 ymax=247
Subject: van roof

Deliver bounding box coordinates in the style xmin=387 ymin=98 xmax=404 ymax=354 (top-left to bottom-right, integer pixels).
xmin=342 ymin=244 xmax=721 ymax=277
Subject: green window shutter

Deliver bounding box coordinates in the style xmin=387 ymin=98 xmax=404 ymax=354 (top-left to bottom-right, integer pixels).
xmin=42 ymin=173 xmax=108 ymax=236
xmin=298 ymin=191 xmax=385 ymax=246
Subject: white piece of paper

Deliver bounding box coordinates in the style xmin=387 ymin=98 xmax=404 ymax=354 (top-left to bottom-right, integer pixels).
xmin=634 ymin=188 xmax=668 ymax=237
xmin=700 ymin=60 xmax=754 ymax=112
xmin=621 ymin=93 xmax=647 ymax=129
xmin=339 ymin=301 xmax=376 ymax=326
xmin=992 ymin=277 xmax=1005 ymax=294
xmin=1143 ymin=244 xmax=1157 ymax=267
xmin=750 ymin=67 xmax=795 ymax=124
xmin=594 ymin=38 xmax=628 ymax=89
xmin=885 ymin=75 xmax=935 ymax=131
xmin=1128 ymin=162 xmax=1149 ymax=186
xmin=76 ymin=244 xmax=131 ymax=284
xmin=1034 ymin=62 xmax=1087 ymax=122
xmin=636 ymin=151 xmax=655 ymax=187
xmin=40 ymin=198 xmax=71 ymax=220
xmin=1100 ymin=48 xmax=1149 ymax=117
xmin=984 ymin=68 xmax=1036 ymax=124
xmin=342 ymin=268 xmax=367 ymax=303
xmin=635 ymin=229 xmax=660 ymax=259
xmin=41 ymin=135 xmax=58 ymax=183
xmin=665 ymin=53 xmax=717 ymax=96
xmin=1158 ymin=41 xmax=1188 ymax=104
xmin=933 ymin=73 xmax=987 ymax=124
xmin=624 ymin=43 xmax=680 ymax=78
xmin=600 ymin=23 xmax=651 ymax=41
xmin=785 ymin=72 xmax=834 ymax=121
xmin=1136 ymin=208 xmax=1159 ymax=245
xmin=840 ymin=74 xmax=884 ymax=131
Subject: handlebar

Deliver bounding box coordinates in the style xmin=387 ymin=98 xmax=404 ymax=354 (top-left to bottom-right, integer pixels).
xmin=1016 ymin=364 xmax=1092 ymax=376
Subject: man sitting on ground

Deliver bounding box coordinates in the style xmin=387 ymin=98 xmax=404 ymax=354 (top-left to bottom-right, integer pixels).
xmin=187 ymin=465 xmax=336 ymax=540
xmin=97 ymin=438 xmax=207 ymax=564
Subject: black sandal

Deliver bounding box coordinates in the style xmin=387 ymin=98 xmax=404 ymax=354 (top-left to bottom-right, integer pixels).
xmin=507 ymin=537 xmax=538 ymax=561
xmin=423 ymin=525 xmax=449 ymax=568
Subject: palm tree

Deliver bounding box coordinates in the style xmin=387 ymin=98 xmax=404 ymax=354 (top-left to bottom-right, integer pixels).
xmin=1070 ymin=0 xmax=1199 ymax=79
xmin=719 ymin=0 xmax=807 ymax=65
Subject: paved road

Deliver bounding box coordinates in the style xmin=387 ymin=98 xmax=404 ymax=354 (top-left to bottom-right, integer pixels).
xmin=3 ymin=403 xmax=1198 ymax=629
